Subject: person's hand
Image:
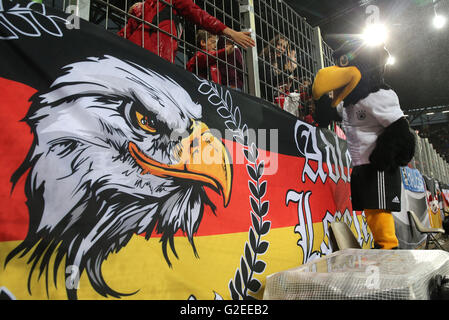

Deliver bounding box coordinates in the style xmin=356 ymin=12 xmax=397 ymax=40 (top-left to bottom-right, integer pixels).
xmin=223 ymin=28 xmax=255 ymax=49
xmin=285 ymin=60 xmax=297 ymax=73
xmin=286 ymin=49 xmax=297 ymax=72
xmin=225 ymin=44 xmax=235 ymax=54
xmin=288 ymin=48 xmax=296 ymax=59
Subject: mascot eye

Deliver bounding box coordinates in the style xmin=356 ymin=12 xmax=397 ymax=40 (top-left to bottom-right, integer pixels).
xmin=135 ymin=111 xmax=157 ymax=133
xmin=339 ymin=55 xmax=349 ymax=67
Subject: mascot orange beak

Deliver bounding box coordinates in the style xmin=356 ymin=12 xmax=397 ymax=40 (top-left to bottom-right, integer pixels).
xmin=312 ymin=66 xmax=362 ymax=107
xmin=128 ymin=120 xmax=232 ymax=207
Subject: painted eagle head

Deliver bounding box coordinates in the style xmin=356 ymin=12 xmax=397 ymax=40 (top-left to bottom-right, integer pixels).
xmin=312 ymin=39 xmax=391 ymax=107
xmin=6 ymin=55 xmax=232 ymax=299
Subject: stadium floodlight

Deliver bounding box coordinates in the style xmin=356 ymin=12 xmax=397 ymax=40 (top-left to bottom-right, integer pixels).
xmin=386 ymin=56 xmax=396 ymax=65
xmin=433 ymin=14 xmax=447 ymax=29
xmin=362 ymin=23 xmax=388 ymax=46
xmin=432 ymin=0 xmax=447 ymax=29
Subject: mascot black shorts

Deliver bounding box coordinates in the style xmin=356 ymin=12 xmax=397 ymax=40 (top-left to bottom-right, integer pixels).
xmin=350 ymin=164 xmax=402 ymax=212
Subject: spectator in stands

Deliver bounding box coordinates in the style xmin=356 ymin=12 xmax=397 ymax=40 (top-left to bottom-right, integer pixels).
xmin=298 ymin=78 xmax=312 ymax=118
xmin=259 ymin=35 xmax=297 ymax=103
xmin=258 ymin=35 xmax=287 ymax=96
xmin=186 ymin=30 xmax=234 ymax=84
xmin=299 ymin=77 xmax=312 ymax=100
xmin=304 ymin=99 xmax=317 ymax=126
xmin=217 ymin=36 xmax=244 ymax=91
xmin=282 ymin=47 xmax=298 ymax=92
xmin=118 ymin=0 xmax=255 ymax=64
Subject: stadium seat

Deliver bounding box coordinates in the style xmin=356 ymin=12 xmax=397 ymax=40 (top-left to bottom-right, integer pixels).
xmin=329 ymin=221 xmax=362 ymax=251
xmin=408 ymin=210 xmax=446 ymax=250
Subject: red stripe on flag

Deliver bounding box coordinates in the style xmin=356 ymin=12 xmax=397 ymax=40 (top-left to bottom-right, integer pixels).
xmin=0 ymin=78 xmax=35 ymax=242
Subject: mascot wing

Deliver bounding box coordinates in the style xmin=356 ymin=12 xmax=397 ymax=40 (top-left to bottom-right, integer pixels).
xmin=369 ymin=117 xmax=416 ymax=172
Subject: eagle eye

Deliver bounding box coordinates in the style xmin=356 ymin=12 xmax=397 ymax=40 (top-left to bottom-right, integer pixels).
xmin=135 ymin=111 xmax=157 ymax=133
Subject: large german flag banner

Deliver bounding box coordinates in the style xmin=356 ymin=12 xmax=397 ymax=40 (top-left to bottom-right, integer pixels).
xmin=0 ymin=0 xmax=372 ymax=300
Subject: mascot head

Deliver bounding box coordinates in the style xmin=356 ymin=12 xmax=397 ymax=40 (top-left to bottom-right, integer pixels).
xmin=312 ymin=38 xmax=391 ymax=107
xmin=6 ymin=55 xmax=232 ymax=299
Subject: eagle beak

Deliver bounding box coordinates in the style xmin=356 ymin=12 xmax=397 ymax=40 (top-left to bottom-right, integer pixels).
xmin=128 ymin=120 xmax=232 ymax=207
xmin=312 ymin=66 xmax=362 ymax=107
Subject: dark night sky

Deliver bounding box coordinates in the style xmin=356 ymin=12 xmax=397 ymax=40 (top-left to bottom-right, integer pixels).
xmin=285 ymin=0 xmax=449 ymax=112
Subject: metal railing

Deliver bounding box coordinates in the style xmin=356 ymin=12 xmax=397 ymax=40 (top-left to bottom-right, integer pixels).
xmin=254 ymin=0 xmax=317 ymax=103
xmin=47 ymin=0 xmax=332 ymax=115
xmin=83 ymin=0 xmax=251 ymax=92
xmin=411 ymin=131 xmax=449 ymax=184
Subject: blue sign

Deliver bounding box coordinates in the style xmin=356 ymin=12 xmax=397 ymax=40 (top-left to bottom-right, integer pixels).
xmin=400 ymin=167 xmax=425 ymax=193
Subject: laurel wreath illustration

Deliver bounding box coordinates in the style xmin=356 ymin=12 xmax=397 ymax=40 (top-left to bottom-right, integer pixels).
xmin=194 ymin=76 xmax=271 ymax=300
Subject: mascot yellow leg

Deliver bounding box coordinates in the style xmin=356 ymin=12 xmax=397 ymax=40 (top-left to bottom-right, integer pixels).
xmin=365 ymin=209 xmax=399 ymax=249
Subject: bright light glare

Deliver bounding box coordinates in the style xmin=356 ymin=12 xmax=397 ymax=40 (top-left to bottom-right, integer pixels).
xmin=362 ymin=24 xmax=388 ymax=46
xmin=433 ymin=15 xmax=447 ymax=29
xmin=386 ymin=56 xmax=396 ymax=65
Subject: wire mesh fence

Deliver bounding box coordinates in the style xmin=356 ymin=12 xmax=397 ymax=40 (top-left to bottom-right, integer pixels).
xmin=321 ymin=39 xmax=334 ymax=68
xmin=254 ymin=0 xmax=314 ymax=100
xmin=84 ymin=0 xmax=251 ymax=91
xmin=45 ymin=0 xmax=328 ymax=120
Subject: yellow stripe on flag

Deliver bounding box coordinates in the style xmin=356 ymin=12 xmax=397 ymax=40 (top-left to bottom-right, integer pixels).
xmin=0 ymin=216 xmax=371 ymax=300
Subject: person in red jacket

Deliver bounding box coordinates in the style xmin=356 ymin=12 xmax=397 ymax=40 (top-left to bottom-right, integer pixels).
xmin=217 ymin=36 xmax=244 ymax=90
xmin=118 ymin=0 xmax=255 ymax=64
xmin=186 ymin=29 xmax=234 ymax=84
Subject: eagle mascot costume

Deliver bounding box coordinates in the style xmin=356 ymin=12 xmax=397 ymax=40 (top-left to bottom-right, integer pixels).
xmin=312 ymin=39 xmax=416 ymax=249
